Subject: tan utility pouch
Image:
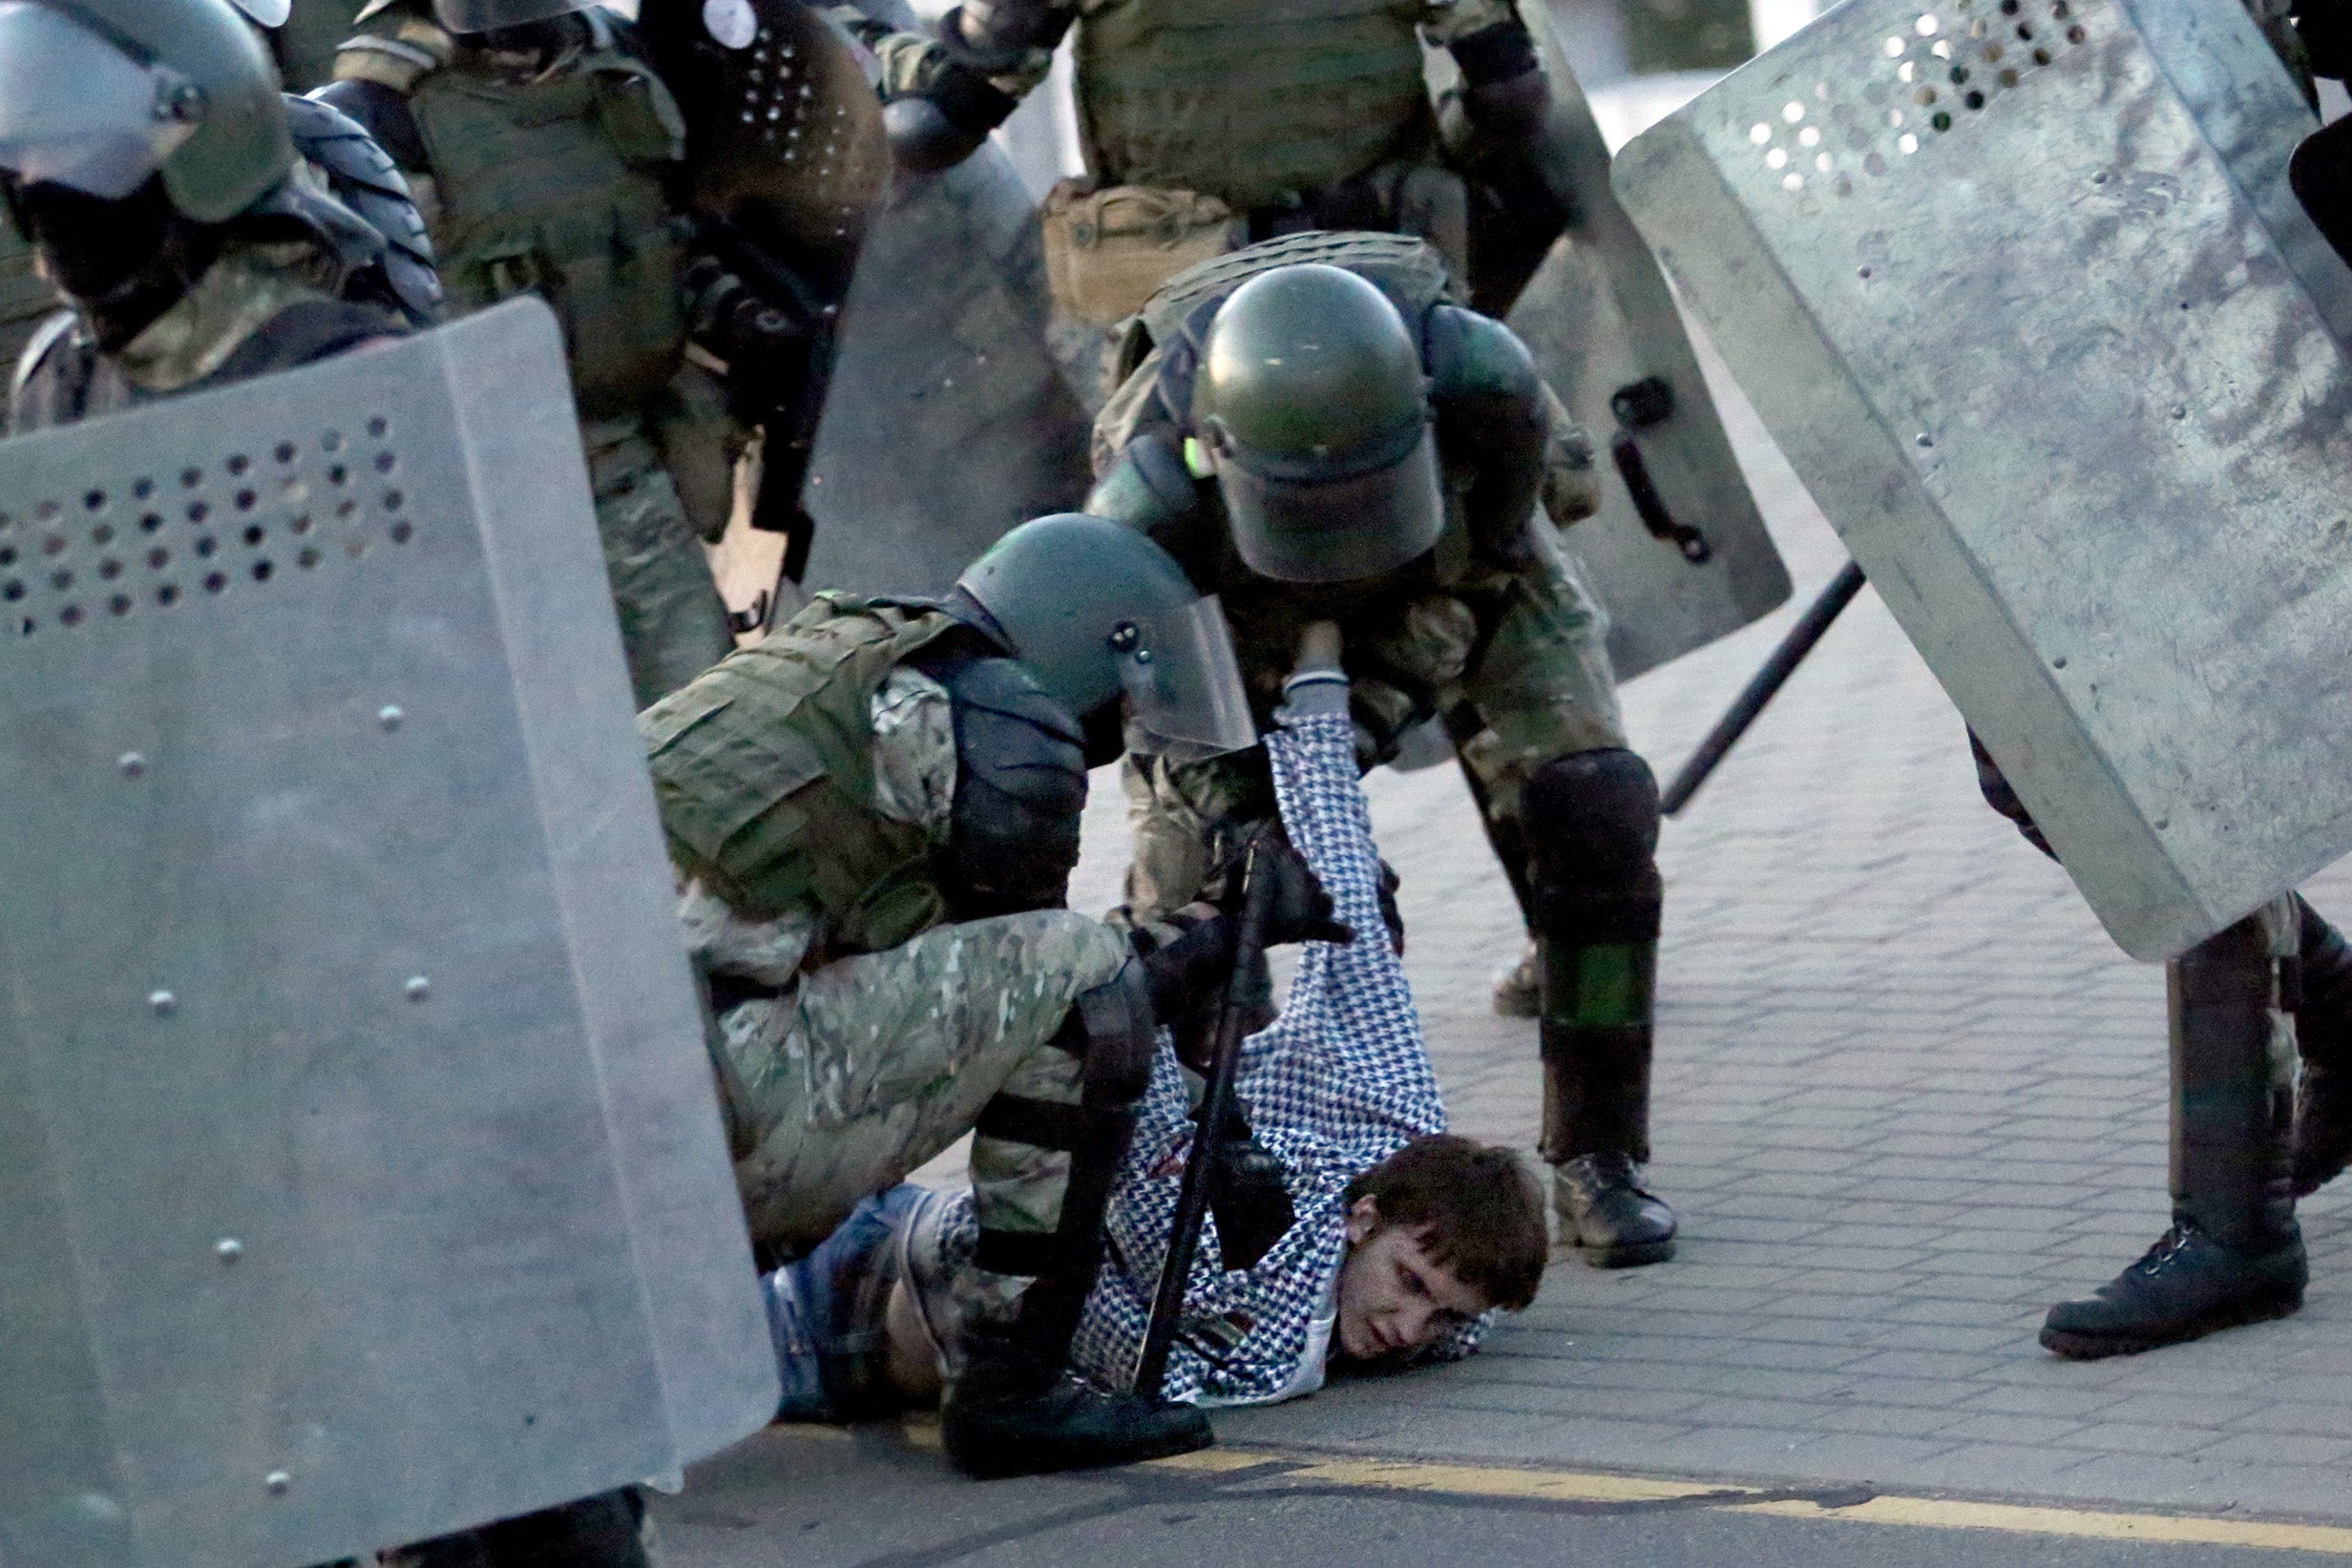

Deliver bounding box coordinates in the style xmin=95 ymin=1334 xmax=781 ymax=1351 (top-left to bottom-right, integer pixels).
xmin=1040 ymin=181 xmax=1242 ymax=326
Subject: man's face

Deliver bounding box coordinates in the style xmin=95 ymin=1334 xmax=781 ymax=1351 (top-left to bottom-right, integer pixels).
xmin=1334 ymin=1198 xmax=1489 ymax=1363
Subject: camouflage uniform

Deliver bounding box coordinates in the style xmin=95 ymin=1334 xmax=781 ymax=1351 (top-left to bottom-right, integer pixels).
xmin=326 ymin=4 xmax=740 ymax=707
xmin=644 ymin=595 xmax=1171 ymax=1312
xmin=1088 ymin=236 xmax=1622 ymax=925
xmin=878 ymin=0 xmax=1528 ymax=229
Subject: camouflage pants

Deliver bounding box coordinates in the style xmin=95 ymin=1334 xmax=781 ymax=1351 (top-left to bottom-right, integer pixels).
xmin=582 ymin=415 xmax=737 ymax=710
xmin=1123 ymin=527 xmax=1627 ymax=924
xmin=717 ymin=909 xmax=1132 ymax=1281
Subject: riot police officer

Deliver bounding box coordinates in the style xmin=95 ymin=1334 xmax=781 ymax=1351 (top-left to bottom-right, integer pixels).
xmin=0 ymin=5 xmax=697 ymax=1565
xmin=0 ymin=0 xmax=430 ymax=430
xmin=1972 ymin=742 xmax=2352 ymax=1355
xmin=643 ymin=512 xmax=1343 ymax=1476
xmin=318 ymin=0 xmax=785 ymax=707
xmin=1082 ymin=233 xmax=1676 ymax=1268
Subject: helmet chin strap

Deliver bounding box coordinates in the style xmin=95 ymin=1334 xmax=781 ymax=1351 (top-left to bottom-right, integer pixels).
xmin=14 ymin=177 xmax=220 ymax=351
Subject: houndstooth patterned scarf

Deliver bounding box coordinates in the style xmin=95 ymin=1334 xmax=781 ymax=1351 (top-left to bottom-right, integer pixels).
xmin=1052 ymin=708 xmax=1480 ymax=1405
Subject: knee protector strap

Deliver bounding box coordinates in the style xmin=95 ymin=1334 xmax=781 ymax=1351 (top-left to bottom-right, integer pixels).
xmin=971 ymin=959 xmax=1157 ymax=1278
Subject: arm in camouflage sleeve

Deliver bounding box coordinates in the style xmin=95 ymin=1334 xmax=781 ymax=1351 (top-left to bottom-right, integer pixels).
xmin=854 ymin=0 xmax=1074 ymax=174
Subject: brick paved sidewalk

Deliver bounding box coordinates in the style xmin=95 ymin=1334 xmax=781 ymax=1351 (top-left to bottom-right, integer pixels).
xmin=1124 ymin=359 xmax=2352 ymax=1521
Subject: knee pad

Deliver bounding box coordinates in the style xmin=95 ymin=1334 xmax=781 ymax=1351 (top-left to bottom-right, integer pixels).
xmin=1523 ymin=749 xmax=1663 ymax=945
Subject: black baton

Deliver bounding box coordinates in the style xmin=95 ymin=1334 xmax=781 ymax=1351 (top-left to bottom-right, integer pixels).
xmin=1132 ymin=839 xmax=1279 ymax=1399
xmin=1661 ymin=559 xmax=1867 ymax=817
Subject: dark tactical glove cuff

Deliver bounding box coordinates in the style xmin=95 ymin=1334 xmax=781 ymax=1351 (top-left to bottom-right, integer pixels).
xmin=1241 ymin=826 xmax=1355 ymax=949
xmin=1134 ymin=904 xmax=1240 ymax=1026
xmin=951 ymin=0 xmax=1075 ymax=55
xmin=1449 ymin=20 xmax=1540 ymax=86
xmin=915 ymin=57 xmax=1020 ymax=136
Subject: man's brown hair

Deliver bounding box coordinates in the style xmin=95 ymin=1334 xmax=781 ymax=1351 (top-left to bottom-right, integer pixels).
xmin=1344 ymin=1134 xmax=1546 ymax=1310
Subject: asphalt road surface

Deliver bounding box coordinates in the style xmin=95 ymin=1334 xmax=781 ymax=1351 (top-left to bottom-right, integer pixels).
xmin=653 ymin=1427 xmax=2352 ymax=1568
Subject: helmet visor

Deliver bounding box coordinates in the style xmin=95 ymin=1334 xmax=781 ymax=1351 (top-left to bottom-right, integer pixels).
xmin=1215 ymin=424 xmax=1446 ymax=585
xmin=0 ymin=4 xmax=198 ymax=201
xmin=1116 ymin=594 xmax=1259 ymax=763
xmin=229 ymin=0 xmax=293 ymax=27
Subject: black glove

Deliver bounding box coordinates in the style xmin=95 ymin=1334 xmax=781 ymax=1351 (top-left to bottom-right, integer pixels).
xmin=1231 ymin=826 xmax=1354 ymax=949
xmin=1205 ymin=1104 xmax=1297 ymax=1272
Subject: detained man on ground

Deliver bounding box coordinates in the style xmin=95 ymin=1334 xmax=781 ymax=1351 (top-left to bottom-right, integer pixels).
xmin=756 ymin=624 xmax=1547 ymax=1424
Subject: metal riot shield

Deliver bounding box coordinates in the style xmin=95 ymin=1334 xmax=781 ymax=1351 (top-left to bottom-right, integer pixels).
xmin=639 ymin=0 xmax=891 ymax=550
xmin=796 ymin=0 xmax=1094 ymax=596
xmin=797 ymin=138 xmax=1096 ymax=592
xmin=639 ymin=0 xmax=889 ymax=305
xmin=0 ymin=299 xmax=778 ymax=1568
xmin=1615 ymin=0 xmax=2352 ymax=961
xmin=1441 ymin=7 xmax=1793 ymax=681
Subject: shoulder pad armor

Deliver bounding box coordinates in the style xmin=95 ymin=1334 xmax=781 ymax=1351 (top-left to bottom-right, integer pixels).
xmin=286 ymin=94 xmax=443 ymax=323
xmin=926 ymin=652 xmax=1088 ymax=920
xmin=1425 ymin=303 xmax=1541 ymax=408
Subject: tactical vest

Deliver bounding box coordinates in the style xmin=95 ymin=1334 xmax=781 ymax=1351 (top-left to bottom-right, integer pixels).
xmin=407 ymin=25 xmax=688 ymax=420
xmin=1073 ymin=0 xmax=1438 ymax=210
xmin=641 ymin=596 xmax=968 ymax=963
xmin=1096 ymin=231 xmax=1457 ymax=466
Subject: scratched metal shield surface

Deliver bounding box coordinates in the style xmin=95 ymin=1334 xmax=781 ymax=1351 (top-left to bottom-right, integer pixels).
xmin=797 ymin=0 xmax=1095 ymax=596
xmin=0 ymin=300 xmax=776 ymax=1568
xmin=1615 ymin=0 xmax=2352 ymax=960
xmin=1498 ymin=0 xmax=1793 ymax=681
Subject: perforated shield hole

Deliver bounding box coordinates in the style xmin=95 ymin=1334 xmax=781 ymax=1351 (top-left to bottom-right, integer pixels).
xmin=1749 ymin=0 xmax=2095 ymax=205
xmin=4 ymin=415 xmax=418 ymax=639
xmin=741 ymin=25 xmax=865 ymax=223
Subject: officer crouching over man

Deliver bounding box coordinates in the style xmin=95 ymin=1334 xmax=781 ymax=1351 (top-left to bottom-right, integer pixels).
xmin=640 ymin=512 xmax=1547 ymax=1475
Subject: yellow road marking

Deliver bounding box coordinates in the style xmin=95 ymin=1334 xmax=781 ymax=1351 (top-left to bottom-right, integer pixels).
xmin=1733 ymin=1495 xmax=2352 ymax=1554
xmin=1142 ymin=1447 xmax=2352 ymax=1554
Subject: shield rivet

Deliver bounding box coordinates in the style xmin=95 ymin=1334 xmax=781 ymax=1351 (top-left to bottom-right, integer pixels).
xmin=406 ymin=976 xmax=430 ymax=1002
xmin=118 ymin=752 xmax=145 ymax=776
xmin=149 ymin=991 xmax=176 ymax=1015
xmin=264 ymin=1472 xmax=291 ymax=1495
xmin=1914 ymin=432 xmax=1934 ymax=449
xmin=378 ymin=704 xmax=404 ymax=731
xmin=216 ymin=1238 xmax=243 ymax=1262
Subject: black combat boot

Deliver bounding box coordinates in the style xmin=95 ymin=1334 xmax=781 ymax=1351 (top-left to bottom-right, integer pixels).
xmin=2043 ymin=911 xmax=2305 ymax=1358
xmin=1541 ymin=1001 xmax=1677 ymax=1267
xmin=2291 ymin=897 xmax=2352 ymax=1196
xmin=941 ymin=1281 xmax=1210 ymax=1479
xmin=1538 ymin=923 xmax=1677 ymax=1266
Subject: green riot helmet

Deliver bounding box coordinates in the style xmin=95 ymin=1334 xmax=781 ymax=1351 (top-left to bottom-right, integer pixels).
xmin=956 ymin=513 xmax=1260 ymax=763
xmin=1193 ymin=262 xmax=1445 ymax=585
xmin=0 ymin=0 xmax=291 ymax=223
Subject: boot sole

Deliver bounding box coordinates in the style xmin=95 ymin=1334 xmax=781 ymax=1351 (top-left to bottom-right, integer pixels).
xmin=947 ymin=1422 xmax=1213 ymax=1481
xmin=2039 ymin=1291 xmax=2303 ymax=1360
xmin=1577 ymin=1236 xmax=1676 ymax=1268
